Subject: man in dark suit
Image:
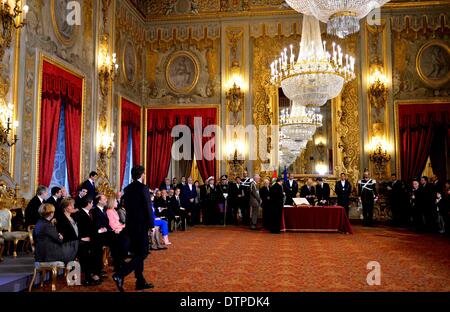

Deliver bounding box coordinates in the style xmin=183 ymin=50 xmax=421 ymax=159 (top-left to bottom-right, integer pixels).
xmin=335 ymin=173 xmax=352 ymax=217
xmin=74 ymin=188 xmax=88 ymax=210
xmin=315 ymin=177 xmax=330 ymax=205
xmin=300 ymin=178 xmax=315 ymax=205
xmin=91 ymin=194 xmax=113 ymax=276
xmin=283 ymin=173 xmax=299 ymax=205
xmin=387 ymin=173 xmax=406 ymax=226
xmin=177 ymin=176 xmax=187 ymax=192
xmin=81 ymin=171 xmax=98 ymax=200
xmin=269 ymin=178 xmax=285 ymax=233
xmin=25 ymin=185 xmax=48 ymax=227
xmin=73 ymin=197 xmax=102 ymax=286
xmin=159 ymin=177 xmax=172 ymax=192
xmin=113 ymin=165 xmax=154 ymax=292
xmin=169 ymin=188 xmax=186 ymax=230
xmin=45 ymin=186 xmax=63 ymax=219
xmin=260 ymin=178 xmax=271 ymax=229
xmin=181 ymin=177 xmax=197 ymax=226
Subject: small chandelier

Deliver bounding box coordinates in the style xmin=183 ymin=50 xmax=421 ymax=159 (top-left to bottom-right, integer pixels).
xmin=285 ymin=0 xmax=390 ymax=38
xmin=98 ymin=34 xmax=119 ymax=97
xmin=280 ymin=104 xmax=323 ymax=141
xmin=270 ymin=15 xmax=355 ymax=106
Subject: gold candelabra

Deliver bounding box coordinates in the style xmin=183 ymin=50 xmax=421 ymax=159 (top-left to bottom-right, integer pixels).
xmin=98 ymin=34 xmax=118 ymax=97
xmin=0 ymin=103 xmax=18 ymax=147
xmin=369 ymin=141 xmax=391 ymax=178
xmin=0 ymin=0 xmax=28 ymax=60
xmin=368 ymin=64 xmax=388 ymax=117
xmin=98 ymin=131 xmax=114 ymax=161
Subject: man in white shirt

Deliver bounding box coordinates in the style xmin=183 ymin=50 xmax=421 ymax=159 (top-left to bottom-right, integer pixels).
xmin=283 ymin=173 xmax=298 ymax=205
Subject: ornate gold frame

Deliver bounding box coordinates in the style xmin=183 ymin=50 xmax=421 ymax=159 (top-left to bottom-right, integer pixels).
xmin=50 ymin=0 xmax=79 ymax=46
xmin=415 ymin=40 xmax=450 ymax=89
xmin=117 ymin=96 xmax=144 ymax=188
xmin=144 ymin=104 xmax=221 ymax=179
xmin=165 ymin=51 xmax=200 ymax=95
xmin=394 ymin=98 xmax=450 ymax=179
xmin=35 ymin=53 xmax=85 ymax=193
xmin=122 ymin=40 xmax=138 ymax=85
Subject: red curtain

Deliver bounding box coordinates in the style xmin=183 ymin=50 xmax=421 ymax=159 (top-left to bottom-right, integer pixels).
xmin=399 ymin=103 xmax=450 ymax=182
xmin=192 ymin=109 xmax=216 ymax=181
xmin=120 ymin=99 xmax=141 ymax=187
xmin=39 ymin=61 xmax=82 ymax=194
xmin=146 ymin=108 xmax=217 ymax=189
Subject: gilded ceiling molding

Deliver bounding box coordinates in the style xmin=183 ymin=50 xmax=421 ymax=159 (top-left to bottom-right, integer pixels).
xmin=146 ymin=23 xmax=221 ymax=43
xmin=390 ymin=13 xmax=449 ymax=36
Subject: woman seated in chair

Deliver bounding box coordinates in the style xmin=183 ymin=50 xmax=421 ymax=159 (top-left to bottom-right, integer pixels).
xmin=56 ymin=198 xmax=79 ymax=264
xmin=33 ymin=203 xmax=64 ymax=263
xmin=154 ymin=189 xmax=175 ymax=230
xmin=106 ymin=197 xmax=129 ymax=269
xmin=151 ymin=201 xmax=171 ymax=245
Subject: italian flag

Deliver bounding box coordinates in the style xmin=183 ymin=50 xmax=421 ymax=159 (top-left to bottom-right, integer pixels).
xmin=271 ymin=169 xmax=278 ymax=184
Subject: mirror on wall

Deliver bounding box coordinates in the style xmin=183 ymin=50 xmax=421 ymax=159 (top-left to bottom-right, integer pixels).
xmin=278 ymin=89 xmax=334 ymax=176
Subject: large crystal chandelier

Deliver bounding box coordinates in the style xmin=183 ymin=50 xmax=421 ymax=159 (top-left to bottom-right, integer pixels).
xmin=270 ymin=15 xmax=355 ymax=107
xmin=285 ymin=0 xmax=390 ymax=38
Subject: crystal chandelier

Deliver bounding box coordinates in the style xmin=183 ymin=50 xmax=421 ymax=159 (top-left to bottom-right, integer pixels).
xmin=285 ymin=0 xmax=390 ymax=38
xmin=280 ymin=104 xmax=323 ymax=141
xmin=270 ymin=15 xmax=355 ymax=106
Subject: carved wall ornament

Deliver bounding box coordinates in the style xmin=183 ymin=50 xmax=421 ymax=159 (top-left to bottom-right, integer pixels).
xmin=122 ymin=40 xmax=138 ymax=85
xmin=51 ymin=0 xmax=79 ymax=46
xmin=416 ymin=40 xmax=450 ymax=89
xmin=165 ymin=50 xmax=200 ymax=94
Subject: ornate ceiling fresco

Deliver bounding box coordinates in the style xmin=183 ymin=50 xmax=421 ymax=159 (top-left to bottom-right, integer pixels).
xmin=129 ymin=0 xmax=447 ymax=19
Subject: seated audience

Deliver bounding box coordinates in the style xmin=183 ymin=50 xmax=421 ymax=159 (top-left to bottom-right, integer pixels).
xmin=160 ymin=178 xmax=172 ymax=192
xmin=106 ymin=197 xmax=129 ymax=272
xmin=33 ymin=203 xmax=64 ymax=263
xmin=151 ymin=202 xmax=171 ymax=246
xmin=56 ymin=198 xmax=79 ymax=264
xmin=169 ymin=188 xmax=186 ymax=231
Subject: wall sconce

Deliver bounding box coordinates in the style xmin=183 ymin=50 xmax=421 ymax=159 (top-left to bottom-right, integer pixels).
xmin=369 ymin=138 xmax=391 ymax=178
xmin=368 ymin=64 xmax=388 ymax=116
xmin=315 ymin=163 xmax=328 ymax=176
xmin=98 ymin=131 xmax=114 ymax=160
xmin=0 ymin=102 xmax=18 ymax=147
xmin=225 ymin=132 xmax=245 ymax=176
xmin=0 ymin=0 xmax=28 ymax=60
xmin=98 ymin=34 xmax=118 ymax=97
xmin=226 ymin=81 xmax=243 ymax=126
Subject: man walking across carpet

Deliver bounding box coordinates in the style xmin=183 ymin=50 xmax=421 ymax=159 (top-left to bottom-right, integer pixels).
xmin=113 ymin=165 xmax=154 ymax=292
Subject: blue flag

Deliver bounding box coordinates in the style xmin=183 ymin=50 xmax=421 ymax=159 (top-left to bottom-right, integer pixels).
xmin=283 ymin=166 xmax=288 ymax=184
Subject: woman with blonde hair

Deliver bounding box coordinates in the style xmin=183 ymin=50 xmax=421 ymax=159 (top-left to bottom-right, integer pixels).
xmin=105 ymin=197 xmax=128 ymax=273
xmin=33 ymin=203 xmax=64 ymax=262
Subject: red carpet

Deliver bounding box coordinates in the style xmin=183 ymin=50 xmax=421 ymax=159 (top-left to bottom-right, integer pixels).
xmin=53 ymin=225 xmax=450 ymax=292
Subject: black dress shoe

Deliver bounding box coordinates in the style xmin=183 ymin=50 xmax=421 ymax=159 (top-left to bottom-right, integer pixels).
xmin=112 ymin=273 xmax=124 ymax=292
xmin=136 ymin=282 xmax=154 ymax=290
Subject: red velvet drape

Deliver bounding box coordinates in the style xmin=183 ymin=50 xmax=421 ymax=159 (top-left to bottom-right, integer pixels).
xmin=146 ymin=108 xmax=217 ymax=189
xmin=39 ymin=61 xmax=82 ymax=194
xmin=120 ymin=99 xmax=141 ymax=187
xmin=399 ymin=103 xmax=450 ymax=182
xmin=192 ymin=109 xmax=216 ymax=181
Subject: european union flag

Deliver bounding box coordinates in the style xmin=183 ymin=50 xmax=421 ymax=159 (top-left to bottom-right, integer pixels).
xmin=283 ymin=166 xmax=288 ymax=184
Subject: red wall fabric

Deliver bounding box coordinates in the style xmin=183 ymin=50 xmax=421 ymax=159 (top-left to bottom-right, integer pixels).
xmin=146 ymin=108 xmax=217 ymax=189
xmin=39 ymin=60 xmax=83 ymax=195
xmin=120 ymin=99 xmax=141 ymax=187
xmin=399 ymin=103 xmax=450 ymax=182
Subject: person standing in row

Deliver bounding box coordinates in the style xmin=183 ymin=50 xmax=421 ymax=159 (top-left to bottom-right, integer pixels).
xmin=269 ymin=178 xmax=285 ymax=234
xmin=249 ymin=175 xmax=262 ymax=230
xmin=335 ymin=173 xmax=352 ymax=217
xmin=283 ymin=173 xmax=298 ymax=205
xmin=300 ymin=178 xmax=315 ymax=205
xmin=315 ymin=177 xmax=330 ymax=205
xmin=358 ymin=170 xmax=377 ymax=227
xmin=260 ymin=178 xmax=271 ymax=229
